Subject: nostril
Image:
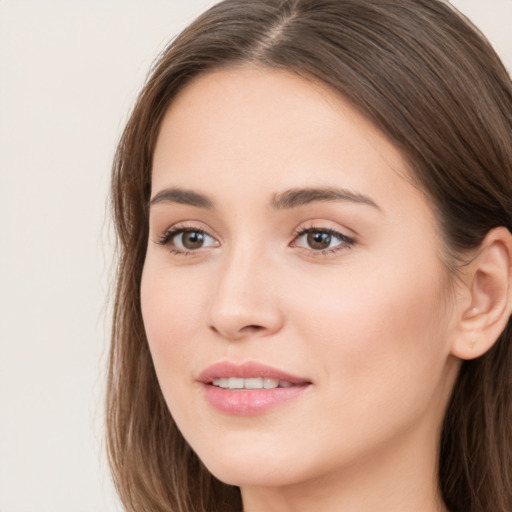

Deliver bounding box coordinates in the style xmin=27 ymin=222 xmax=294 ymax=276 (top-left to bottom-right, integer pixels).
xmin=241 ymin=325 xmax=264 ymax=332
xmin=208 ymin=322 xmax=267 ymax=340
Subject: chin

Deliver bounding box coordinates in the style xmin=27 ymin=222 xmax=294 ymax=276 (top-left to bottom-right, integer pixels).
xmin=194 ymin=439 xmax=310 ymax=488
xmin=205 ymin=459 xmax=302 ymax=488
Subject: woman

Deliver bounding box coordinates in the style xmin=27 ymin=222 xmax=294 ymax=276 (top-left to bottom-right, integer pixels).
xmin=107 ymin=1 xmax=512 ymax=511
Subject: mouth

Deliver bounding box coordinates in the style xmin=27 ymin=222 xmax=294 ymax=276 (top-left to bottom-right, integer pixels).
xmin=211 ymin=377 xmax=297 ymax=390
xmin=198 ymin=361 xmax=311 ymax=415
xmin=199 ymin=360 xmax=310 ymax=387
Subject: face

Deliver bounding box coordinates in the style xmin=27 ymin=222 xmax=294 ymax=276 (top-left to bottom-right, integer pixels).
xmin=141 ymin=67 xmax=460 ymax=489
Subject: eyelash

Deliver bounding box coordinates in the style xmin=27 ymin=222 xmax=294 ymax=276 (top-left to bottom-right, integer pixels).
xmin=155 ymin=224 xmax=356 ymax=256
xmin=156 ymin=224 xmax=214 ymax=256
xmin=291 ymin=227 xmax=356 ymax=256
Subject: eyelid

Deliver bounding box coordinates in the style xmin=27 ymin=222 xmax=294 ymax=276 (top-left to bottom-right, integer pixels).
xmin=155 ymin=221 xmax=220 ymax=254
xmin=153 ymin=219 xmax=356 ymax=257
xmin=290 ymin=222 xmax=356 ymax=255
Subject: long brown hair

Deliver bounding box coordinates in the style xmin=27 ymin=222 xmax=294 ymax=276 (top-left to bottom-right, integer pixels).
xmin=107 ymin=1 xmax=512 ymax=510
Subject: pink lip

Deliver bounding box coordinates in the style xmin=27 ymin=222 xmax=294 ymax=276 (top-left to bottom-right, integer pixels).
xmin=198 ymin=361 xmax=311 ymax=416
xmin=198 ymin=361 xmax=309 ymax=384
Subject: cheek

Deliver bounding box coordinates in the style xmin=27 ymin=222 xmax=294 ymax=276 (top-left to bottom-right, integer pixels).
xmin=140 ymin=263 xmax=203 ymax=378
xmin=289 ymin=256 xmax=451 ymax=409
xmin=266 ymin=257 xmax=455 ymax=478
xmin=140 ymin=262 xmax=214 ymax=437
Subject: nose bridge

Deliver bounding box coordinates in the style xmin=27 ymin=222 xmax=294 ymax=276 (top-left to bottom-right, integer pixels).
xmin=206 ymin=237 xmax=282 ymax=339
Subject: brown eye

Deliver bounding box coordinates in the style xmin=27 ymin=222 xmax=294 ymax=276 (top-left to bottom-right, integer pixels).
xmin=307 ymin=231 xmax=332 ymax=250
xmin=180 ymin=230 xmax=206 ymax=249
xmin=292 ymin=227 xmax=355 ymax=254
xmin=157 ymin=227 xmax=218 ymax=253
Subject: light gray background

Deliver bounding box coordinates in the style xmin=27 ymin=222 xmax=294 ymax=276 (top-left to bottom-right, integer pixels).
xmin=0 ymin=1 xmax=511 ymax=511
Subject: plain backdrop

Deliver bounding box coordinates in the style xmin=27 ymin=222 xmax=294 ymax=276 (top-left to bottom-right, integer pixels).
xmin=0 ymin=1 xmax=511 ymax=511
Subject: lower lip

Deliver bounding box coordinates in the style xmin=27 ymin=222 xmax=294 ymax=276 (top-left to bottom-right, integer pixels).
xmin=202 ymin=384 xmax=309 ymax=416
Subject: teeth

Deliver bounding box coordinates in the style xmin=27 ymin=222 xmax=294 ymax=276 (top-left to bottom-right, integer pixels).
xmin=228 ymin=377 xmax=244 ymax=389
xmin=263 ymin=378 xmax=279 ymax=389
xmin=212 ymin=377 xmax=292 ymax=389
xmin=245 ymin=377 xmax=263 ymax=389
xmin=216 ymin=378 xmax=229 ymax=389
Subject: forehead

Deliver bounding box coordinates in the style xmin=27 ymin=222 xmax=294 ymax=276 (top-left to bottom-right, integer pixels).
xmin=154 ymin=65 xmax=402 ymax=167
xmin=151 ymin=65 xmax=428 ymax=221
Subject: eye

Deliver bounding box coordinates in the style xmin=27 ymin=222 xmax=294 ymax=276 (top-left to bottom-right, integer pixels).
xmin=157 ymin=226 xmax=219 ymax=254
xmin=292 ymin=227 xmax=355 ymax=254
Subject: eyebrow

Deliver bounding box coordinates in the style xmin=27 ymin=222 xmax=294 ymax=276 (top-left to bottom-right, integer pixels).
xmin=149 ymin=186 xmax=380 ymax=211
xmin=150 ymin=187 xmax=214 ymax=209
xmin=269 ymin=187 xmax=380 ymax=210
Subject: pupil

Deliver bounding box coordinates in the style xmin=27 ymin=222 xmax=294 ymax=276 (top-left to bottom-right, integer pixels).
xmin=183 ymin=231 xmax=204 ymax=249
xmin=308 ymin=231 xmax=331 ymax=250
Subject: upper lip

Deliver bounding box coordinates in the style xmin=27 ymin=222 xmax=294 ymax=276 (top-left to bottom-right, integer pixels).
xmin=198 ymin=361 xmax=310 ymax=385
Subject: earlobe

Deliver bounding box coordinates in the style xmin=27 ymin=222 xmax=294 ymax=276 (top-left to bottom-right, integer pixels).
xmin=450 ymin=227 xmax=512 ymax=360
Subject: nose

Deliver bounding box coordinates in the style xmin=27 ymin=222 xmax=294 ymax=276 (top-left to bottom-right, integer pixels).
xmin=206 ymin=246 xmax=284 ymax=340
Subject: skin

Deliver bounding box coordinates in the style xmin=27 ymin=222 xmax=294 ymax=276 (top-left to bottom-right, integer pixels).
xmin=141 ymin=66 xmax=466 ymax=512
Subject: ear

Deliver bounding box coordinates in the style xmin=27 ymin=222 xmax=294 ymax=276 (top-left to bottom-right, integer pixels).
xmin=450 ymin=227 xmax=512 ymax=360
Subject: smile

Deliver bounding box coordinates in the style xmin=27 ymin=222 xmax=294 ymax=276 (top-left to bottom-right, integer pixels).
xmin=199 ymin=361 xmax=312 ymax=415
xmin=212 ymin=377 xmax=295 ymax=389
